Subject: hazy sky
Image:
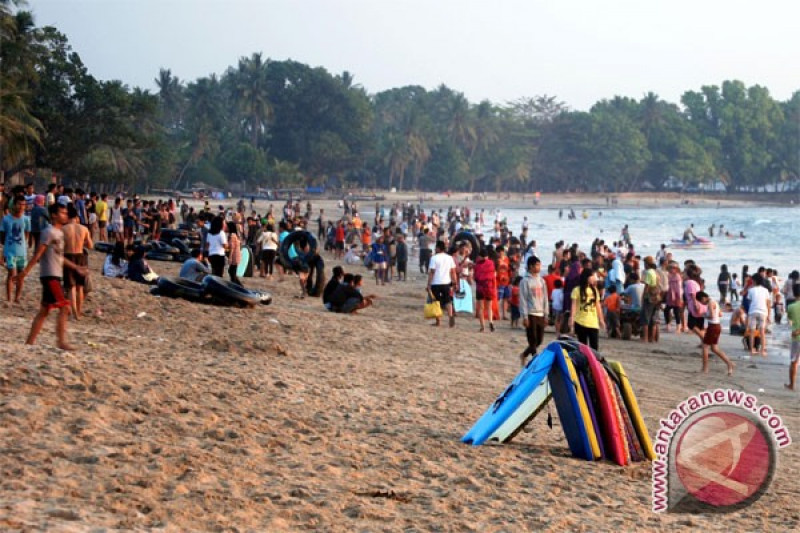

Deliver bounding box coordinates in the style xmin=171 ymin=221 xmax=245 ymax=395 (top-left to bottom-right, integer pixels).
xmin=28 ymin=0 xmax=799 ymax=110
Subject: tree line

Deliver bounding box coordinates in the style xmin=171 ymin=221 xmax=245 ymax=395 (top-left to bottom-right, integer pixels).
xmin=2 ymin=2 xmax=799 ymax=194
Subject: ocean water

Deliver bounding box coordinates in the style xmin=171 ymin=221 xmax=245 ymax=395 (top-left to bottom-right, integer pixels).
xmin=483 ymin=204 xmax=799 ymax=357
xmin=484 ymin=205 xmax=799 ymax=285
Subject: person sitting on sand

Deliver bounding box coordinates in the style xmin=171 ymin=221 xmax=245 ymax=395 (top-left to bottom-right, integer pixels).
xmin=695 ymin=291 xmax=735 ymax=376
xmin=729 ymin=305 xmax=747 ymax=335
xmin=126 ymin=245 xmax=158 ymax=285
xmin=329 ymin=273 xmax=375 ymax=314
xmin=102 ymin=241 xmax=128 ymax=278
xmin=179 ymin=248 xmax=210 ymax=282
xmin=343 ymin=244 xmax=362 ymax=265
xmin=322 ymin=266 xmax=345 ymax=311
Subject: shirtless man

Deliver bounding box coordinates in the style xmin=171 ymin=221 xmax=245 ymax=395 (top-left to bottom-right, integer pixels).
xmin=62 ymin=204 xmax=93 ymax=319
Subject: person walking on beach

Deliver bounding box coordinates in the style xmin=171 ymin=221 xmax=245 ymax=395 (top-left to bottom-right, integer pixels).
xmin=427 ymin=240 xmax=457 ymax=327
xmin=695 ymin=291 xmax=735 ymax=376
xmin=16 ymin=202 xmax=88 ymax=350
xmin=518 ymin=256 xmax=549 ymax=366
xmin=570 ymin=269 xmax=605 ymax=350
xmin=786 ymin=284 xmax=800 ymax=390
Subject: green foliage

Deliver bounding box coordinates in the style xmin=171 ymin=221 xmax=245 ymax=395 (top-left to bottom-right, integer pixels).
xmin=1 ymin=4 xmax=797 ymax=194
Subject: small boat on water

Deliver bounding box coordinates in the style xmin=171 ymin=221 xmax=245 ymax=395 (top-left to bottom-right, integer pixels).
xmin=670 ymin=237 xmax=714 ymax=250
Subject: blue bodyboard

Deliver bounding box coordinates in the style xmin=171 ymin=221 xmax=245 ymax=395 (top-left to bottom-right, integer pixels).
xmin=462 ymin=346 xmax=556 ymax=446
xmin=548 ymin=346 xmax=594 ymax=460
xmin=453 ymin=280 xmax=474 ymax=314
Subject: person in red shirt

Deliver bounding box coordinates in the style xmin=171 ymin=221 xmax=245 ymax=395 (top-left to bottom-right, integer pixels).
xmin=509 ymin=276 xmax=522 ymax=329
xmin=604 ymin=285 xmax=622 ymax=338
xmin=542 ymin=264 xmax=563 ymax=325
xmin=474 ymin=248 xmax=496 ymax=332
xmin=496 ymin=246 xmax=511 ymax=320
xmin=334 ymin=222 xmax=346 ymax=260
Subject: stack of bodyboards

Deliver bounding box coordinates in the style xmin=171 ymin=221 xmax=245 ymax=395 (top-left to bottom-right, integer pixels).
xmin=461 ymin=339 xmax=655 ymax=465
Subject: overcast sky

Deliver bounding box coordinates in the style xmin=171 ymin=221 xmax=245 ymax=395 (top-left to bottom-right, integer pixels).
xmin=28 ymin=0 xmax=799 ymax=110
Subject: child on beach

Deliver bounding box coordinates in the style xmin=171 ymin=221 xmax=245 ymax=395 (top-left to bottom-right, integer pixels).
xmin=551 ymin=279 xmax=564 ymax=333
xmin=509 ymin=276 xmax=521 ymax=329
xmin=729 ymin=273 xmax=739 ymax=302
xmin=604 ymin=285 xmax=622 ymax=338
xmin=16 ymin=203 xmax=88 ymax=350
xmin=695 ymin=291 xmax=735 ymax=376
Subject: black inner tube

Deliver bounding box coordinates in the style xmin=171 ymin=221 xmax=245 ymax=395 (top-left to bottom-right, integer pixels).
xmin=448 ymin=231 xmax=480 ymax=261
xmin=280 ymin=230 xmax=318 ymax=267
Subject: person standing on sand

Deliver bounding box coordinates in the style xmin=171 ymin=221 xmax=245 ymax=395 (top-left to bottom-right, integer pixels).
xmin=226 ymin=221 xmax=243 ymax=287
xmin=746 ymin=273 xmax=771 ymax=357
xmin=206 ymin=216 xmax=228 ymax=277
xmin=16 ymin=203 xmax=88 ymax=350
xmin=473 ymin=247 xmax=496 ymax=332
xmin=684 ymin=264 xmax=706 ymax=342
xmin=62 ymin=204 xmax=93 ymax=319
xmin=427 ymin=240 xmax=457 ymax=327
xmin=695 ymin=291 xmax=735 ymax=376
xmin=1 ymin=195 xmax=30 ymax=304
xmin=569 ymin=268 xmax=605 ymax=350
xmin=786 ymin=284 xmax=800 ymax=390
xmin=495 ymin=246 xmax=511 ymax=320
xmin=518 ymin=256 xmax=549 ymax=367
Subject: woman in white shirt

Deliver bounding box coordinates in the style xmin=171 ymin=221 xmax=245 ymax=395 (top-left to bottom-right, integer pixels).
xmin=206 ymin=216 xmax=228 ymax=277
xmin=257 ymin=223 xmax=279 ymax=278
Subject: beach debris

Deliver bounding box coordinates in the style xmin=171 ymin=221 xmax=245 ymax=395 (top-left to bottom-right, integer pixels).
xmin=136 ymin=311 xmax=147 ymax=318
xmin=354 ymin=489 xmax=411 ymax=503
xmin=758 ymin=388 xmax=765 ymax=393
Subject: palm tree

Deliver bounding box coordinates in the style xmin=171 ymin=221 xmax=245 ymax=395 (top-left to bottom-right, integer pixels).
xmin=231 ymin=52 xmax=273 ymax=147
xmin=155 ymin=68 xmax=185 ymax=132
xmin=0 ymin=86 xmax=43 ymax=176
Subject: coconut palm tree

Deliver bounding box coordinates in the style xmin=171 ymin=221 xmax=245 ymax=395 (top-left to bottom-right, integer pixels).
xmin=230 ymin=52 xmax=273 ymax=148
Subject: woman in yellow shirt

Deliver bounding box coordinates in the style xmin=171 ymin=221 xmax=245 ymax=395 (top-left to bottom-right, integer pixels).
xmin=570 ymin=269 xmax=606 ymax=350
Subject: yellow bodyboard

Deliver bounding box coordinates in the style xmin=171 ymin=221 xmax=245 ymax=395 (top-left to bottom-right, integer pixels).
xmin=563 ymin=350 xmax=602 ymax=460
xmin=609 ymin=361 xmax=656 ymax=460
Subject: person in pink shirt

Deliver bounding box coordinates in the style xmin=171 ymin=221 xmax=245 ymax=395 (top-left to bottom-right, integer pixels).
xmin=683 ymin=263 xmax=706 ymax=341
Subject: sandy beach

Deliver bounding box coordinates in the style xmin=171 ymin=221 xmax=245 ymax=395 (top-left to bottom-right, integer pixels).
xmin=1 ymin=193 xmax=799 ymax=531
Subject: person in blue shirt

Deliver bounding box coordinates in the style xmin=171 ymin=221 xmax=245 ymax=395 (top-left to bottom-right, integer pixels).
xmin=1 ymin=195 xmax=31 ymax=303
xmin=29 ymin=195 xmax=50 ymax=249
xmin=179 ymin=248 xmax=210 ymax=282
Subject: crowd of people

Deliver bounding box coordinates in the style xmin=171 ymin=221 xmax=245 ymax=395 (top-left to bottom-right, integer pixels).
xmin=2 ymin=182 xmax=799 ymax=390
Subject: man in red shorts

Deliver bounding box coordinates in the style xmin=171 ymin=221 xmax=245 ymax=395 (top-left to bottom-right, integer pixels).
xmin=16 ymin=203 xmax=88 ymax=350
